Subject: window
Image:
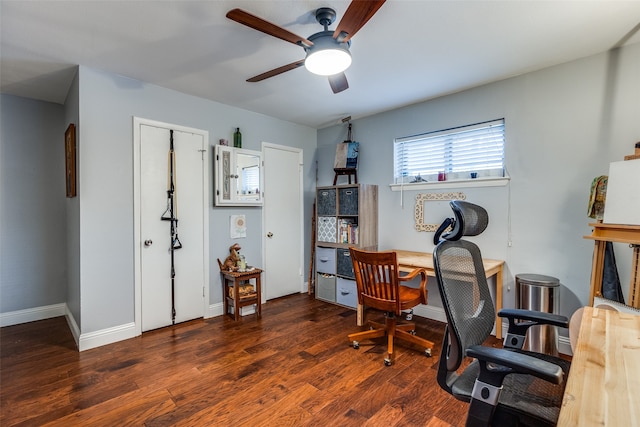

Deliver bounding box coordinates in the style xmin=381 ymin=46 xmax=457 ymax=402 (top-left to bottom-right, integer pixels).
xmin=394 ymin=119 xmax=505 ymax=184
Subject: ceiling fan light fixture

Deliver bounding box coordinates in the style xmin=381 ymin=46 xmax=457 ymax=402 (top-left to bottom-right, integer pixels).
xmin=304 ymin=32 xmax=352 ymax=76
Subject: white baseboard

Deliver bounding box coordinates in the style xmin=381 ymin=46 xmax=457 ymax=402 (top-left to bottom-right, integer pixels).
xmin=78 ymin=322 xmax=137 ymax=351
xmin=0 ymin=303 xmax=137 ymax=352
xmin=207 ymin=302 xmax=224 ymax=318
xmin=558 ymin=336 xmax=572 ymax=356
xmin=413 ymin=304 xmax=447 ymax=323
xmin=65 ymin=305 xmax=80 ymax=349
xmin=209 ymin=302 xmax=257 ymax=317
xmin=0 ymin=303 xmax=66 ymax=327
xmin=76 ymin=303 xmax=226 ymax=351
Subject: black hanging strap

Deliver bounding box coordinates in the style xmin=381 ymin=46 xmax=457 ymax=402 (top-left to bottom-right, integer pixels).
xmin=161 ymin=129 xmax=181 ymax=324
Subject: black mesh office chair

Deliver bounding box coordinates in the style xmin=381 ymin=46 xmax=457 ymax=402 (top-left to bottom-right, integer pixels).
xmin=433 ymin=200 xmax=571 ymax=427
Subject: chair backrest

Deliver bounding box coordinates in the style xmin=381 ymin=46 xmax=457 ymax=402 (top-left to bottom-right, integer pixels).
xmin=434 ymin=240 xmax=495 ymax=372
xmin=433 ymin=201 xmax=494 ymax=373
xmin=434 ymin=199 xmax=489 ymax=244
xmin=349 ymin=248 xmax=402 ymax=315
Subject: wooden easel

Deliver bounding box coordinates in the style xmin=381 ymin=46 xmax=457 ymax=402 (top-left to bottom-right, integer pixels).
xmin=584 ymin=223 xmax=640 ymax=308
xmin=333 ymin=168 xmax=358 ymax=185
xmin=333 ymin=120 xmax=358 ymax=185
xmin=585 ymin=144 xmax=640 ymax=308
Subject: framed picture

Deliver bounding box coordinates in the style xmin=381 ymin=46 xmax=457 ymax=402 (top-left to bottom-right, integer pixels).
xmin=65 ymin=123 xmax=76 ymax=198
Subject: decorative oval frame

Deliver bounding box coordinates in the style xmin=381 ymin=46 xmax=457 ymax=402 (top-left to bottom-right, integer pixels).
xmin=414 ymin=192 xmax=466 ymax=232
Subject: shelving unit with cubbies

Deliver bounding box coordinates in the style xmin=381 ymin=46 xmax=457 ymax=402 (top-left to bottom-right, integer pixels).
xmin=315 ymin=184 xmax=378 ymax=309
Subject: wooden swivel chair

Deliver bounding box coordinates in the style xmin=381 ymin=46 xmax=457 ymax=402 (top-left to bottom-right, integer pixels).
xmin=348 ymin=248 xmax=434 ymax=366
xmin=434 ymin=200 xmax=571 ymax=427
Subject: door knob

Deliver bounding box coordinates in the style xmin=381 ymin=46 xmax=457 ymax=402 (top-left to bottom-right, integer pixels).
xmin=144 ymin=239 xmax=153 ymax=247
xmin=267 ymin=232 xmax=273 ymax=238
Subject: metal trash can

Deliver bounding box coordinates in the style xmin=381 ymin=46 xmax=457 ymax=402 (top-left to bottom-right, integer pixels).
xmin=516 ymin=273 xmax=560 ymax=356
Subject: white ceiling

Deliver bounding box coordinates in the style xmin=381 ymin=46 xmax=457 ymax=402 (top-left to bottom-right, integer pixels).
xmin=2 ymin=0 xmax=639 ymax=129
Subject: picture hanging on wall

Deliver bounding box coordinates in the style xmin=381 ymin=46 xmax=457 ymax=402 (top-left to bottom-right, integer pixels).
xmin=65 ymin=123 xmax=77 ymax=198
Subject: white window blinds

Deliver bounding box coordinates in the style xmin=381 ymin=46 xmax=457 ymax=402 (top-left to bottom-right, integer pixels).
xmin=394 ymin=119 xmax=505 ymax=183
xmin=241 ymin=165 xmax=260 ymax=194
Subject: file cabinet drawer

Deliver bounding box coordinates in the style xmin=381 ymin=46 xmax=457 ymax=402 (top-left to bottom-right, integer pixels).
xmin=317 ymin=188 xmax=336 ymax=216
xmin=316 ymin=247 xmax=336 ymax=274
xmin=336 ymin=278 xmax=357 ymax=309
xmin=338 ymin=187 xmax=359 ymax=215
xmin=336 ymin=248 xmax=355 ymax=278
xmin=317 ymin=274 xmax=336 ymax=303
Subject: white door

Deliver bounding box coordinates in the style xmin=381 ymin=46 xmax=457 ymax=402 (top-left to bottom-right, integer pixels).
xmin=263 ymin=143 xmax=304 ymax=299
xmin=139 ymin=123 xmax=206 ymax=331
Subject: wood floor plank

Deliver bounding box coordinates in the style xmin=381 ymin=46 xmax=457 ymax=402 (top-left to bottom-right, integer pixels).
xmin=42 ymin=386 xmax=176 ymax=426
xmin=1 ymin=294 xmax=488 ymax=426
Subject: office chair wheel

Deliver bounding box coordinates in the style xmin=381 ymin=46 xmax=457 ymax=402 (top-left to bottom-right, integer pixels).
xmin=384 ymin=358 xmax=392 ymax=366
xmin=352 ymin=341 xmax=360 ymax=349
xmin=425 ymin=348 xmax=432 ymax=357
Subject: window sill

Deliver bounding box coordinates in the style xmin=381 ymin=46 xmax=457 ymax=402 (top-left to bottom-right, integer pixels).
xmin=389 ymin=176 xmax=510 ymax=192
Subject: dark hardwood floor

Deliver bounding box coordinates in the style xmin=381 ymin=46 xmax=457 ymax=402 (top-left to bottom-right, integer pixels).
xmin=1 ymin=294 xmax=498 ymax=426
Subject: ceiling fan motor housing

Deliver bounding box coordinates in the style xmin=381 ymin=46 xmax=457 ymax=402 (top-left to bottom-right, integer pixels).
xmin=304 ymin=31 xmax=352 ymax=76
xmin=305 ymin=31 xmax=351 ymax=53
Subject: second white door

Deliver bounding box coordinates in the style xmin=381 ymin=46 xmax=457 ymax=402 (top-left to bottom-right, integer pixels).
xmin=263 ymin=144 xmax=304 ymax=300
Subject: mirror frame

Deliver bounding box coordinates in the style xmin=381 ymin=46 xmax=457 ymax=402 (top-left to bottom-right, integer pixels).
xmin=414 ymin=192 xmax=466 ymax=231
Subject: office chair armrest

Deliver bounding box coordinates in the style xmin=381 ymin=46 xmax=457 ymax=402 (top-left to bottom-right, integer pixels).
xmin=498 ymin=308 xmax=568 ymax=349
xmin=498 ymin=308 xmax=569 ymax=328
xmin=467 ymin=345 xmax=564 ymax=385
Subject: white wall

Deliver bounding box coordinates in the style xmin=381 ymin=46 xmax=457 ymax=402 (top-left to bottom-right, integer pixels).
xmin=76 ymin=66 xmax=317 ymax=335
xmin=0 ymin=95 xmax=67 ymax=313
xmin=64 ymin=69 xmax=81 ymax=328
xmin=318 ymin=43 xmax=640 ymax=321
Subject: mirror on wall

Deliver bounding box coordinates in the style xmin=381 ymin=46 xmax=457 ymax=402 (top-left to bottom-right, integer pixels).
xmin=214 ymin=145 xmax=263 ymax=206
xmin=236 ymin=152 xmax=261 ymax=202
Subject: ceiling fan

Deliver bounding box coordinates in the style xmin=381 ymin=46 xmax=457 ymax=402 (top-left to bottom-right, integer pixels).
xmin=226 ymin=0 xmax=386 ymax=94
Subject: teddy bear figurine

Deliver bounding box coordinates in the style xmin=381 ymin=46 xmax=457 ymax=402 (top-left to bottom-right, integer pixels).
xmin=222 ymin=243 xmax=242 ymax=272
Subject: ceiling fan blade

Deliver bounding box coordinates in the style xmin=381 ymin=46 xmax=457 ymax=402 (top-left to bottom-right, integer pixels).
xmin=227 ymin=9 xmax=313 ymax=47
xmin=328 ymin=73 xmax=349 ymax=94
xmin=333 ymin=0 xmax=386 ymax=43
xmin=247 ymin=60 xmax=305 ymax=82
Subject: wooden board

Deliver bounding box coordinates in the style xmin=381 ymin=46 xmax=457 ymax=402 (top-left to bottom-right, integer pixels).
xmin=558 ymin=307 xmax=640 ymax=426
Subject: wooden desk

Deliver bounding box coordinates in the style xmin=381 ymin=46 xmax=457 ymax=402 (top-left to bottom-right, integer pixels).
xmin=355 ymin=250 xmax=505 ymax=338
xmin=584 ymin=223 xmax=640 ymax=308
xmin=220 ymin=268 xmax=262 ymax=321
xmin=558 ymin=306 xmax=640 ymax=426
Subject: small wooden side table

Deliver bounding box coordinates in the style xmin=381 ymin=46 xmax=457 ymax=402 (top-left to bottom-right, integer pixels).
xmin=219 ymin=267 xmax=263 ymax=321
